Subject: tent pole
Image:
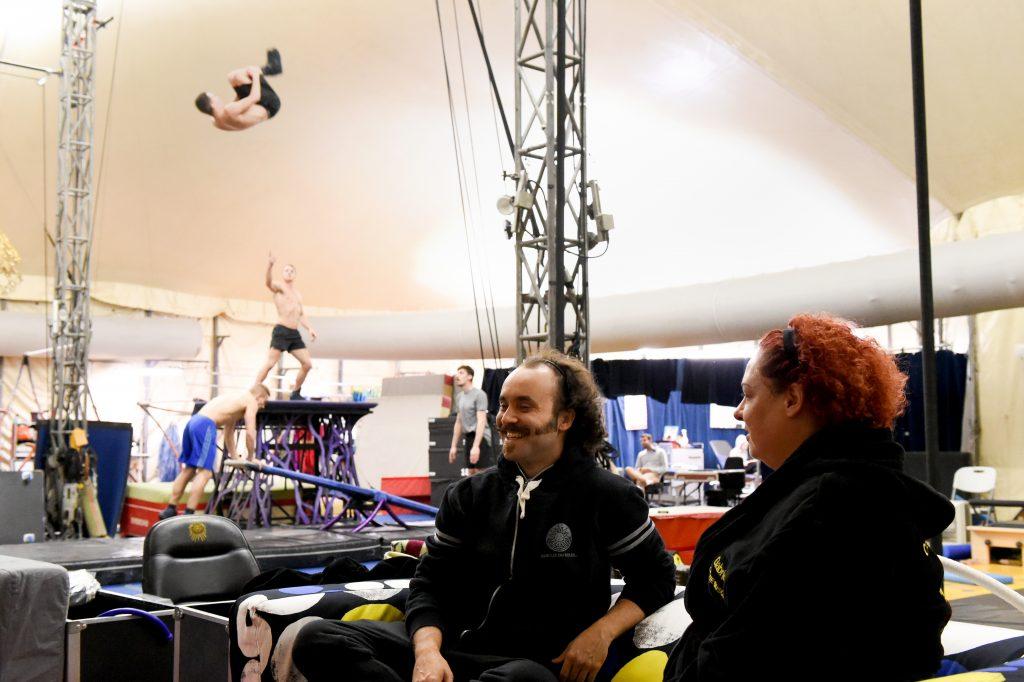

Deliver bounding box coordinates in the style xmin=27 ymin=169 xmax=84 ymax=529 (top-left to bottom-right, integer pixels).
xmin=908 ymin=0 xmax=943 ymax=552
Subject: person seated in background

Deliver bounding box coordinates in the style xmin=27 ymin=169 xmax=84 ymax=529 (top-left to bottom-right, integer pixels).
xmin=729 ymin=434 xmax=749 ymax=461
xmin=624 ymin=432 xmax=668 ymax=489
xmin=730 ymin=433 xmax=760 ymax=475
xmin=664 ymin=314 xmax=954 ymax=682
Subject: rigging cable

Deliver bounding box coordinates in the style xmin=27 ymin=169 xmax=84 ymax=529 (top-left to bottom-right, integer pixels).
xmin=468 ymin=0 xmax=508 ymax=363
xmin=434 ymin=0 xmax=488 ymax=368
xmin=91 ymin=0 xmax=125 ymax=254
xmin=41 ymin=72 xmax=51 ymax=416
xmin=451 ymin=0 xmax=501 ymax=365
xmin=464 ymin=0 xmax=515 ymax=158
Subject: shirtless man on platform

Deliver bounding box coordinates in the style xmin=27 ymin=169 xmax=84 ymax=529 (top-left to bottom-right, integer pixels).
xmin=158 ymin=385 xmax=269 ymax=520
xmin=255 ymin=252 xmax=318 ymax=400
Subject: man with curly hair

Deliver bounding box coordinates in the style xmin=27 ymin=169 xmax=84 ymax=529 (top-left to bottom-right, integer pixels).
xmin=293 ymin=350 xmax=676 ymax=682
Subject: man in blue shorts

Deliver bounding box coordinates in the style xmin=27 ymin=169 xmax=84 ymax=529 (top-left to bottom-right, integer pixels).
xmin=158 ymin=385 xmax=270 ymax=519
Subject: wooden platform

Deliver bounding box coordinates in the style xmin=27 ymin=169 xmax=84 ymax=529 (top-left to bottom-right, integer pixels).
xmin=968 ymin=525 xmax=1024 ymax=565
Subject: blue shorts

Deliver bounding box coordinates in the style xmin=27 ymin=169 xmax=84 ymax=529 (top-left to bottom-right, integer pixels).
xmin=180 ymin=414 xmax=218 ymax=471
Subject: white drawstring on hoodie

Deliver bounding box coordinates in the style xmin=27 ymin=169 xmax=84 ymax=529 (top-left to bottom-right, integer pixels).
xmin=514 ymin=475 xmax=542 ymax=519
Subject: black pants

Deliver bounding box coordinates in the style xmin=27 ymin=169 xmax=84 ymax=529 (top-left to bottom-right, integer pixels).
xmin=292 ymin=620 xmax=558 ymax=682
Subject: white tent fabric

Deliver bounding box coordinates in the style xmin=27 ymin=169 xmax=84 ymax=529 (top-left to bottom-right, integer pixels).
xmin=678 ymin=0 xmax=1024 ymax=213
xmin=0 ymin=0 xmax=965 ymax=315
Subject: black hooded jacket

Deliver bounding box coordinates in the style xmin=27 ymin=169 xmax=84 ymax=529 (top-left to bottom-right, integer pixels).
xmin=664 ymin=423 xmax=955 ymax=682
xmin=406 ymin=446 xmax=677 ymax=664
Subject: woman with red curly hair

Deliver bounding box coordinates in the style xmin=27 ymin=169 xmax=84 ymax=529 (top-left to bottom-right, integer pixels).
xmin=665 ymin=314 xmax=954 ymax=682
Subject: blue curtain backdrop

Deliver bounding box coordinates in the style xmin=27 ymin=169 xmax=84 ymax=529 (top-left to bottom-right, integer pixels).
xmin=604 ymin=391 xmax=746 ymax=471
xmin=603 ymin=350 xmax=969 ymax=471
xmin=894 ymin=350 xmax=968 ymax=452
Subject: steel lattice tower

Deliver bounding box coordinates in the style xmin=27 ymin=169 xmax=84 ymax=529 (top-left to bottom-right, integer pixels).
xmin=50 ymin=0 xmax=97 ymax=454
xmin=513 ymin=0 xmax=590 ymax=363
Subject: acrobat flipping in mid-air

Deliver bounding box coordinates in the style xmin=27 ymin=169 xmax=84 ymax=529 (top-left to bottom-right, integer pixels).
xmin=194 ymin=48 xmax=282 ymax=131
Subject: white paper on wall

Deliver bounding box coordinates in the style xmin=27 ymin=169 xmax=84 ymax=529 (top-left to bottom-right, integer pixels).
xmin=710 ymin=403 xmax=743 ymax=430
xmin=623 ymin=395 xmax=648 ymax=431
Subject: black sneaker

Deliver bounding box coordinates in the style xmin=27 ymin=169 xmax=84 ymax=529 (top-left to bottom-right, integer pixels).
xmin=157 ymin=505 xmax=177 ymax=520
xmin=262 ymin=48 xmax=282 ymax=76
xmin=290 ymin=390 xmax=303 ymax=401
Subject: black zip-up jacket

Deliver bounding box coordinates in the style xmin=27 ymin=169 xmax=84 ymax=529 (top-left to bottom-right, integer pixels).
xmin=406 ymin=446 xmax=676 ymax=664
xmin=664 ymin=423 xmax=955 ymax=682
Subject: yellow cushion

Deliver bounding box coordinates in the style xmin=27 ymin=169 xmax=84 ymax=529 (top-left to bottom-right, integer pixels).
xmin=340 ymin=604 xmax=405 ymax=623
xmin=610 ymin=650 xmax=669 ymax=682
xmin=921 ymin=674 xmax=1006 ymax=681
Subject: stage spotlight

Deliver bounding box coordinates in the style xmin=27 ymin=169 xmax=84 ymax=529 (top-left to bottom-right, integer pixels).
xmin=587 ymin=180 xmax=615 ymax=246
xmin=496 ymin=195 xmax=515 ymax=216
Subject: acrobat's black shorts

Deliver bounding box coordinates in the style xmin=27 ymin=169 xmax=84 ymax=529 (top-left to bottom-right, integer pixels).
xmin=233 ymin=75 xmax=281 ymax=118
xmin=270 ymin=324 xmax=305 ymax=352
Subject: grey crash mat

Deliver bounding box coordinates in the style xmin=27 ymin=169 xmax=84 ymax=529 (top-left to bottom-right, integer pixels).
xmin=0 ymin=555 xmax=69 ymax=682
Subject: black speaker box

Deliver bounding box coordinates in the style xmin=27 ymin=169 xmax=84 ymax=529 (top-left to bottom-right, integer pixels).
xmin=903 ymin=451 xmax=972 ymax=496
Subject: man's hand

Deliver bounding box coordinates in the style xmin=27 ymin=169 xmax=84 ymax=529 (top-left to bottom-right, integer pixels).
xmin=412 ymin=626 xmax=452 ymax=682
xmin=309 ymin=327 xmax=318 ymax=342
xmin=268 ymin=251 xmax=276 ymax=266
xmin=469 ymin=444 xmax=480 ymax=465
xmin=552 ymin=622 xmax=613 ymax=682
xmin=448 ymin=445 xmax=457 ymax=464
xmin=412 ymin=649 xmax=453 ymax=682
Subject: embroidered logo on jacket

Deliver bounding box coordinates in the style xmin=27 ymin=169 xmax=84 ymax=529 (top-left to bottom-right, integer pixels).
xmin=546 ymin=523 xmax=573 ymax=552
xmin=708 ymin=554 xmax=727 ymax=601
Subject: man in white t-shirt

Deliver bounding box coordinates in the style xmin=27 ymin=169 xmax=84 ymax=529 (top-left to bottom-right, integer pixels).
xmin=625 ymin=432 xmax=668 ymax=489
xmin=448 ymin=365 xmax=493 ymax=474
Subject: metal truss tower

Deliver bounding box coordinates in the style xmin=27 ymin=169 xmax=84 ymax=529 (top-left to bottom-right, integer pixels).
xmin=49 ymin=0 xmax=97 ymax=456
xmin=513 ymin=0 xmax=590 ymax=363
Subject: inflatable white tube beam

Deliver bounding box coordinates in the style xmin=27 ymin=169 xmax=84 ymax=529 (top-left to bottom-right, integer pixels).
xmin=309 ymin=231 xmax=1024 ymax=360
xmin=0 ymin=312 xmax=203 ymax=360
xmin=939 ymin=555 xmax=1024 ymax=615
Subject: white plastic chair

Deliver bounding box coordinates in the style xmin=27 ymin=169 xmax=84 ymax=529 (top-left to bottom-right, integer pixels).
xmin=951 ymin=466 xmax=997 ymax=500
xmin=951 ymin=466 xmax=997 ymax=532
xmin=709 ymin=440 xmax=731 ymax=469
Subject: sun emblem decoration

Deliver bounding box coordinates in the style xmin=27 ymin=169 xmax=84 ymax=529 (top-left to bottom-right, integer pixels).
xmin=189 ymin=522 xmax=207 ymax=543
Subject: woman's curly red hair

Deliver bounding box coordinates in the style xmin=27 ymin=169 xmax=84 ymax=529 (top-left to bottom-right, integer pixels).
xmin=758 ymin=313 xmax=907 ymax=428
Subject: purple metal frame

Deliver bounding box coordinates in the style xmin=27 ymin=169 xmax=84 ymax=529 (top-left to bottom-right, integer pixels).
xmin=222 ymin=460 xmax=438 ymax=533
xmin=208 ymin=401 xmax=375 ymax=529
